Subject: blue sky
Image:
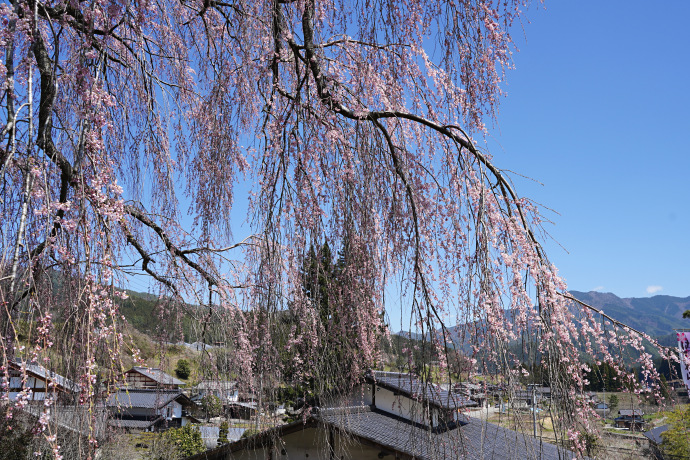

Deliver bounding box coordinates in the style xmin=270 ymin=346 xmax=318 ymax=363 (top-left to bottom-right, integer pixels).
xmin=484 ymin=0 xmax=690 ymax=298
xmin=124 ymin=1 xmax=689 ymax=305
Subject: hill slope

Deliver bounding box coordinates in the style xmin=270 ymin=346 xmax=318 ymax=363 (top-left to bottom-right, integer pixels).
xmin=400 ymin=291 xmax=690 ymax=347
xmin=569 ymin=290 xmax=690 ymax=339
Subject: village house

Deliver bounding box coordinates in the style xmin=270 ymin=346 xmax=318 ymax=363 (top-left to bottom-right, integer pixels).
xmin=453 ymin=382 xmax=486 ymax=405
xmin=513 ymin=385 xmax=552 ymax=408
xmin=123 ymin=366 xmax=185 ymax=390
xmin=593 ymin=402 xmax=610 ymax=417
xmin=643 ymin=424 xmax=668 ymax=459
xmin=107 ymin=388 xmax=198 ymax=431
xmin=5 ymin=358 xmax=79 ymax=403
xmin=187 ymin=371 xmax=578 ymax=460
xmin=105 ymin=366 xmax=198 ymax=431
xmin=193 ymin=379 xmax=239 ymax=403
xmin=226 ymin=401 xmax=260 ymax=420
xmin=361 ymin=370 xmax=477 ymax=427
xmin=614 ymin=409 xmax=646 ymax=431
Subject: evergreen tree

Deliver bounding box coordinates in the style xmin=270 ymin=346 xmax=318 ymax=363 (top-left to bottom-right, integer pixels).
xmin=217 ymin=421 xmax=229 ymax=446
xmin=608 ymin=394 xmax=618 ymax=411
xmin=175 ymin=359 xmax=191 ymax=380
xmin=289 ymin=240 xmax=379 ymax=400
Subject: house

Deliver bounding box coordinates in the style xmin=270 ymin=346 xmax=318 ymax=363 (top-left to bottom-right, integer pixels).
xmin=186 ymin=371 xmax=579 ymax=460
xmin=614 ymin=409 xmax=645 ymax=430
xmin=513 ymin=385 xmax=552 ymax=408
xmin=593 ymin=402 xmax=610 ymax=417
xmin=5 ymin=358 xmax=79 ymax=403
xmin=193 ymin=380 xmax=239 ymax=403
xmin=453 ymin=382 xmax=487 ymax=407
xmin=226 ymin=401 xmax=259 ymax=420
xmin=643 ymin=424 xmax=668 ymax=459
xmin=168 ymin=341 xmax=215 ymax=352
xmin=362 ymin=370 xmax=477 ymax=427
xmin=107 ymin=389 xmax=198 ymax=431
xmin=123 ymin=366 xmax=185 ymax=390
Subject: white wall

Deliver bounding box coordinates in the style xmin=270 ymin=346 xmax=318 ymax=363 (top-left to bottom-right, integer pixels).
xmin=158 ymin=400 xmax=182 ymax=419
xmin=373 ymin=386 xmax=436 ymax=427
xmin=8 ymin=376 xmax=55 ymax=401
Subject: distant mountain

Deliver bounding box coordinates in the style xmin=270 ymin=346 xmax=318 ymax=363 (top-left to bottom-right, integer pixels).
xmin=399 ymin=291 xmax=690 ymax=347
xmin=569 ymin=290 xmax=690 ymax=339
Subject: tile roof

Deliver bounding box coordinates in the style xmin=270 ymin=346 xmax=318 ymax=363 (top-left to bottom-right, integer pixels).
xmin=22 ymin=404 xmax=107 ymax=439
xmin=643 ymin=424 xmax=668 ymax=445
xmin=108 ymin=417 xmax=162 ymax=429
xmin=188 ymin=407 xmax=579 ymax=460
xmin=11 ymin=358 xmax=79 ymax=393
xmin=366 ymin=371 xmax=477 ymax=410
xmin=617 ymin=409 xmax=644 ymax=417
xmin=320 ymin=406 xmax=576 ymax=460
xmin=128 ymin=367 xmax=185 ymax=386
xmin=107 ymin=389 xmax=185 ymax=409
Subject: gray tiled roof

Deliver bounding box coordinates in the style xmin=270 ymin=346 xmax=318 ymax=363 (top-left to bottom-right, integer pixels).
xmin=11 ymin=358 xmax=79 ymax=393
xmin=367 ymin=371 xmax=476 ymax=410
xmin=320 ymin=406 xmax=575 ymax=460
xmin=109 ymin=417 xmax=162 ymax=429
xmin=618 ymin=409 xmax=644 ymax=417
xmin=643 ymin=424 xmax=668 ymax=445
xmin=129 ymin=367 xmax=185 ymax=386
xmin=186 ymin=407 xmax=578 ymax=460
xmin=107 ymin=389 xmax=183 ymax=409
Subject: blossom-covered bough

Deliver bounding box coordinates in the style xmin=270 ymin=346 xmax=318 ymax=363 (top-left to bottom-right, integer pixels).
xmin=0 ymin=0 xmax=674 ymax=457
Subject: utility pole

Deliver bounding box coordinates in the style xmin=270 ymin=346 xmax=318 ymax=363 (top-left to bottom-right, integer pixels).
xmin=532 ymin=384 xmax=537 ymax=439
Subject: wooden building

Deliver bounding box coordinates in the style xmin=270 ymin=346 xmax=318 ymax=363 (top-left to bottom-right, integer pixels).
xmin=123 ymin=366 xmax=185 ymax=390
xmin=614 ymin=409 xmax=646 ymax=430
xmin=6 ymin=358 xmax=78 ymax=403
xmin=107 ymin=389 xmax=198 ymax=431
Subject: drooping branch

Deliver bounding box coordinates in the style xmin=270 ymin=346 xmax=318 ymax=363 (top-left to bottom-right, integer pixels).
xmin=296 ymin=0 xmax=543 ymax=264
xmin=124 ymin=204 xmax=219 ymax=287
xmin=561 ymin=292 xmax=674 ymax=352
xmin=14 ymin=19 xmax=227 ymax=302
